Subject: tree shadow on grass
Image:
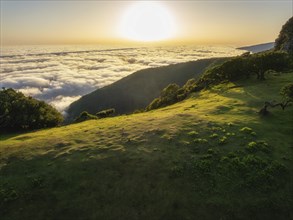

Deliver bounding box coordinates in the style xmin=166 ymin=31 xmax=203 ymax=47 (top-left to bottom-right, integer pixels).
xmin=0 ymin=132 xmax=25 ymax=141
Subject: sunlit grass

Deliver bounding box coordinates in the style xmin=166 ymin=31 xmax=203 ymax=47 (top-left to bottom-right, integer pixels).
xmin=0 ymin=72 xmax=292 ymax=219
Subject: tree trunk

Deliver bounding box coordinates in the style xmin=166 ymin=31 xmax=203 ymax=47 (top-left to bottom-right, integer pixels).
xmin=260 ymin=71 xmax=265 ymax=80
xmin=259 ymin=101 xmax=292 ymax=116
xmin=259 ymin=104 xmax=269 ymax=116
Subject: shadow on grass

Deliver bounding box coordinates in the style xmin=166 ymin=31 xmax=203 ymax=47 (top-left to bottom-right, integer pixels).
xmin=1 ymin=136 xmax=292 ymax=220
xmin=0 ymin=132 xmax=25 ymax=141
xmin=0 ymin=127 xmax=57 ymax=141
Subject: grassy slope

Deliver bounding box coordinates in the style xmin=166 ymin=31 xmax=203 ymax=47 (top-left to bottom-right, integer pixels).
xmin=67 ymin=58 xmax=226 ymax=120
xmin=1 ymin=72 xmax=293 ymax=220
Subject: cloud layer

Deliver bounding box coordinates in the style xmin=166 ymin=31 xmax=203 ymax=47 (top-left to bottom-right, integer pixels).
xmin=0 ymin=45 xmax=243 ymax=114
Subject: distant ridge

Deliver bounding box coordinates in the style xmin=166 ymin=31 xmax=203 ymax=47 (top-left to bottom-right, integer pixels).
xmin=238 ymin=42 xmax=274 ymax=53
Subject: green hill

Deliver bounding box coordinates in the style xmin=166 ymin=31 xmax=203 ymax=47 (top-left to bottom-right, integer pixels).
xmin=1 ymin=71 xmax=292 ymax=219
xmin=67 ymin=58 xmax=226 ymax=120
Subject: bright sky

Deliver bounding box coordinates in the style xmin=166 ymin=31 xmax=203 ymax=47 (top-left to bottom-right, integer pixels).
xmin=0 ymin=0 xmax=292 ymax=46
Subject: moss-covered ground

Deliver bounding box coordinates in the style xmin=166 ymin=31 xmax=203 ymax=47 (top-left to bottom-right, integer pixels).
xmin=1 ymin=72 xmax=292 ymax=220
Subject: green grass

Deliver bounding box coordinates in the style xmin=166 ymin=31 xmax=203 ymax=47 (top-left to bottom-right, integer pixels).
xmin=1 ymin=72 xmax=293 ymax=220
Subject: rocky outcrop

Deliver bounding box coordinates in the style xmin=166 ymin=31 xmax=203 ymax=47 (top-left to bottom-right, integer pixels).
xmin=275 ymin=17 xmax=293 ymax=53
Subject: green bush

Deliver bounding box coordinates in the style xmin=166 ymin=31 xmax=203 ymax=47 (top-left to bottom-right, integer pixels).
xmin=209 ymin=133 xmax=219 ymax=139
xmin=218 ymin=136 xmax=228 ymax=145
xmin=146 ymin=98 xmax=161 ymax=111
xmin=280 ymin=83 xmax=293 ymax=101
xmin=146 ymin=83 xmax=182 ymax=111
xmin=246 ymin=141 xmax=271 ymax=153
xmin=240 ymin=127 xmax=253 ymax=134
xmin=0 ymin=88 xmax=63 ymax=131
xmin=182 ymin=78 xmax=197 ymax=93
xmin=187 ymin=131 xmax=199 ymax=136
xmin=96 ymin=108 xmax=115 ymax=118
xmin=193 ymin=138 xmax=208 ymax=144
xmin=196 ymin=51 xmax=291 ymax=88
xmin=74 ymin=111 xmax=97 ymax=123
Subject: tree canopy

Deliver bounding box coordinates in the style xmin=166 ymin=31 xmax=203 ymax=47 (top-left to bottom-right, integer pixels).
xmin=0 ymin=88 xmax=63 ymax=131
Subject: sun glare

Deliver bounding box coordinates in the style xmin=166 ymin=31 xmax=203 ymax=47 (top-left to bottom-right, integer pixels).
xmin=119 ymin=1 xmax=176 ymax=42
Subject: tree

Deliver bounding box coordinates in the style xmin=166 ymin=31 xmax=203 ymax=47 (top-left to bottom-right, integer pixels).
xmin=0 ymin=88 xmax=63 ymax=131
xmin=146 ymin=83 xmax=181 ymax=111
xmin=280 ymin=83 xmax=293 ymax=102
xmin=259 ymin=83 xmax=293 ymax=116
xmin=249 ymin=51 xmax=290 ymax=80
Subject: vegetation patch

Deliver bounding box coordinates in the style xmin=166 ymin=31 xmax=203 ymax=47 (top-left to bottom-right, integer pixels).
xmin=0 ymin=88 xmax=63 ymax=131
xmin=246 ymin=141 xmax=272 ymax=153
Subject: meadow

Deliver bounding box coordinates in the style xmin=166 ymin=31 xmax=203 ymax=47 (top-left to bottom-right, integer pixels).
xmin=1 ymin=71 xmax=292 ymax=219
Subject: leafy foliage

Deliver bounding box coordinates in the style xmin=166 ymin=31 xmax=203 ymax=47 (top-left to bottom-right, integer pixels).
xmin=0 ymin=88 xmax=63 ymax=131
xmin=246 ymin=141 xmax=271 ymax=153
xmin=146 ymin=83 xmax=181 ymax=111
xmin=280 ymin=83 xmax=293 ymax=101
xmin=197 ymin=51 xmax=291 ymax=87
xmin=74 ymin=111 xmax=97 ymax=123
xmin=96 ymin=108 xmax=115 ymax=118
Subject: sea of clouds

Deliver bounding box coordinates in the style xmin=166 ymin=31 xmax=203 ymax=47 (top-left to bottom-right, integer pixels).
xmin=0 ymin=45 xmax=243 ymax=114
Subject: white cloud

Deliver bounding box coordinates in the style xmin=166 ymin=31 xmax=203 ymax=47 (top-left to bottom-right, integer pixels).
xmin=0 ymin=45 xmax=243 ymax=112
xmin=49 ymin=95 xmax=81 ymax=113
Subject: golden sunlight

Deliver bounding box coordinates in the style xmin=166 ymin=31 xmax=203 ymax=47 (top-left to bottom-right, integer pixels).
xmin=119 ymin=1 xmax=176 ymax=42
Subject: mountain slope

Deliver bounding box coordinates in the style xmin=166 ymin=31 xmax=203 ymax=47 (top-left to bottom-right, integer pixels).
xmin=275 ymin=16 xmax=293 ymax=53
xmin=67 ymin=58 xmax=226 ymax=120
xmin=1 ymin=71 xmax=292 ymax=220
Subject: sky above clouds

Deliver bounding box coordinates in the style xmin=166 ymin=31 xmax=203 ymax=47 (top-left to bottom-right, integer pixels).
xmin=1 ymin=0 xmax=292 ymax=45
xmin=0 ymin=1 xmax=292 ymax=114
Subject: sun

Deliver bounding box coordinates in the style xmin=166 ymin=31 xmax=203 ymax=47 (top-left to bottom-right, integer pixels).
xmin=119 ymin=1 xmax=176 ymax=42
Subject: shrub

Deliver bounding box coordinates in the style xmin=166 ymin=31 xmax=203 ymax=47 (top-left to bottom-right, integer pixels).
xmin=218 ymin=136 xmax=228 ymax=145
xmin=146 ymin=98 xmax=161 ymax=111
xmin=74 ymin=111 xmax=97 ymax=123
xmin=280 ymin=83 xmax=293 ymax=102
xmin=240 ymin=127 xmax=253 ymax=134
xmin=209 ymin=133 xmax=219 ymax=138
xmin=182 ymin=78 xmax=197 ymax=93
xmin=96 ymin=108 xmax=115 ymax=118
xmin=0 ymin=88 xmax=63 ymax=131
xmin=146 ymin=83 xmax=181 ymax=111
xmin=246 ymin=141 xmax=271 ymax=153
xmin=187 ymin=131 xmax=199 ymax=136
xmin=193 ymin=138 xmax=208 ymax=144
